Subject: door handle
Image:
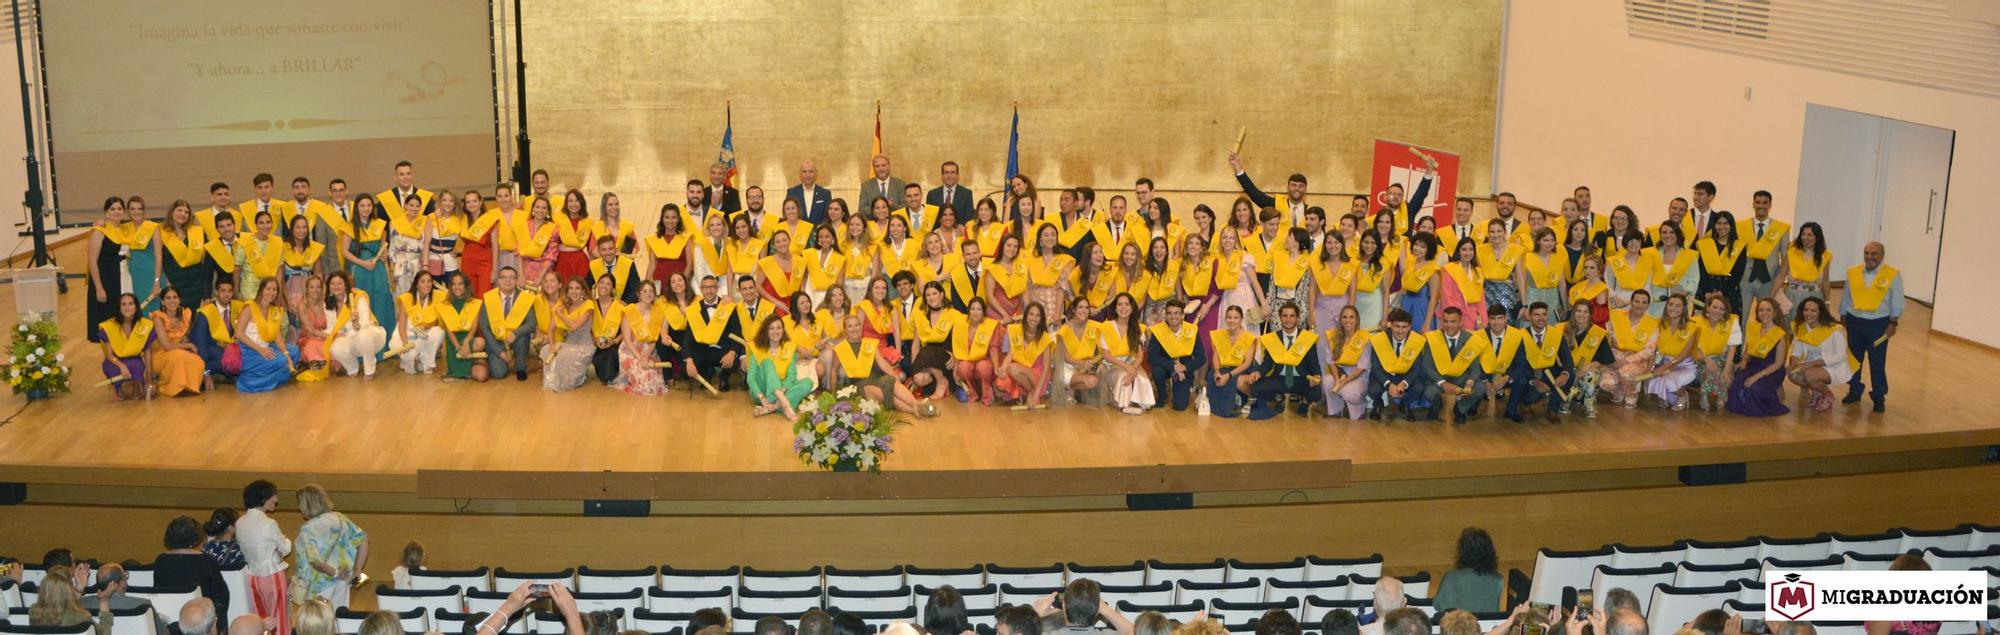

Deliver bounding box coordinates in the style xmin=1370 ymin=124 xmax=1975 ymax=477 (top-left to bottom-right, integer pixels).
xmin=1927 ymin=189 xmax=1937 ymax=234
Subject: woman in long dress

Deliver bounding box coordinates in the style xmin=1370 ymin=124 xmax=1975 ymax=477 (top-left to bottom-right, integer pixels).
xmin=1607 ymin=230 xmax=1657 ymax=318
xmin=292 ymin=275 xmax=331 ymax=380
xmin=1322 ymin=304 xmax=1373 ymax=419
xmin=1641 ymin=293 xmax=1701 ymax=410
xmin=542 ymin=277 xmax=596 ymax=392
xmin=1213 ymin=228 xmax=1264 ymax=337
xmin=235 ymin=279 xmax=298 ymax=394
xmin=1478 ymin=220 xmax=1524 ymax=326
xmin=87 ymin=197 xmax=129 ymax=342
xmin=344 ymin=196 xmax=396 ymax=334
xmin=1690 ymin=291 xmax=1740 ymax=413
xmin=279 ymin=215 xmax=323 ymax=307
xmin=1180 ymin=233 xmax=1218 ymax=339
xmin=97 ymin=293 xmax=151 ymax=400
xmin=1650 ymin=222 xmax=1699 ymax=316
xmin=1695 ymin=210 xmax=1747 ymax=320
xmin=1436 ymin=236 xmax=1487 ymax=330
xmin=459 ymin=191 xmax=501 ymax=297
xmin=1726 ymin=297 xmax=1790 ymax=417
xmin=385 ymin=193 xmax=429 ymax=301
xmin=437 ymin=272 xmax=488 ymax=383
xmin=149 ymin=287 xmax=206 ymax=397
xmin=1266 ymin=228 xmax=1314 ymax=332
xmin=1518 ymin=228 xmax=1569 ymax=325
xmin=1025 ymin=224 xmax=1074 ymax=323
xmin=1786 ymin=296 xmax=1850 ymax=412
xmin=1101 ymin=293 xmax=1157 ymax=415
xmin=160 ymin=200 xmax=213 ymax=309
xmin=289 ymin=485 xmax=368 ymax=608
xmin=553 ymin=190 xmax=593 ymax=282
xmin=646 ymin=203 xmax=693 ymax=285
xmin=425 ymin=190 xmax=463 ymax=280
xmin=125 ymin=196 xmax=162 ymax=312
xmin=1350 ymin=231 xmax=1391 ymax=329
xmin=1778 ymin=222 xmax=1832 ymax=317
xmin=515 ymin=197 xmax=560 ymax=286
xmin=1399 ymin=233 xmax=1441 ymax=331
xmin=611 ymin=281 xmax=668 ymax=396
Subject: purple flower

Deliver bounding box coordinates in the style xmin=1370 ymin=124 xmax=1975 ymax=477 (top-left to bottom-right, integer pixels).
xmin=874 ymin=437 xmax=891 ymax=451
xmin=829 ymin=427 xmax=851 ymax=445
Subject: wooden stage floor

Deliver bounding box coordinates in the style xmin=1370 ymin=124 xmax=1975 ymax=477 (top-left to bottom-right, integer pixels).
xmin=6 ymin=239 xmax=2000 ymax=498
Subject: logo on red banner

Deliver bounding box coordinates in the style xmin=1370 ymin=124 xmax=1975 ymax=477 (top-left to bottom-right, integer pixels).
xmin=1370 ymin=139 xmax=1460 ymax=226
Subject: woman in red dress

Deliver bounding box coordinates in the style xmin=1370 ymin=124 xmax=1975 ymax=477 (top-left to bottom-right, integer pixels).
xmin=458 ymin=190 xmax=503 ymax=296
xmin=553 ymin=188 xmax=592 ymax=282
xmin=646 ymin=203 xmax=691 ymax=284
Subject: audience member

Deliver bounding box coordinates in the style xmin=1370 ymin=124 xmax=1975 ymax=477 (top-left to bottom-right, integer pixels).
xmin=81 ymin=563 xmax=171 ymax=633
xmin=1360 ymin=577 xmax=1407 ymax=635
xmin=157 ymin=515 xmax=233 ymax=616
xmin=392 ymin=541 xmax=425 ymax=589
xmin=1439 ymin=611 xmax=1480 ymax=635
xmin=1383 ymin=607 xmax=1431 ymax=635
xmin=1133 ymin=612 xmax=1174 ymax=635
xmin=1436 ymin=527 xmax=1502 ymax=612
xmin=169 ymin=598 xmax=217 ymax=635
xmin=995 ymin=605 xmax=1043 ymax=635
xmin=1257 ymin=609 xmax=1303 ymax=635
xmin=800 ymin=609 xmax=835 ymax=635
xmin=1322 ymin=610 xmax=1362 ymax=635
xmin=292 ymin=484 xmax=370 ymax=606
xmin=923 ymin=585 xmax=972 ymax=635
xmin=202 ymin=508 xmax=247 ymax=568
xmin=29 ymin=566 xmax=113 ymax=635
xmin=294 ymin=599 xmax=335 ymax=635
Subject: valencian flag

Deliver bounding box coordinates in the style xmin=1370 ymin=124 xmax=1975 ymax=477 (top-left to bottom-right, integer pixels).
xmin=1004 ymin=105 xmax=1019 ymax=185
xmin=871 ymin=101 xmax=883 ymax=157
xmin=718 ymin=102 xmax=739 ymax=188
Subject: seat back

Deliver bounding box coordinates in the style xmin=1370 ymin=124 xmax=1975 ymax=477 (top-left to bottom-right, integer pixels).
xmin=572 ymin=590 xmax=645 ymax=628
xmin=1759 ymin=556 xmax=1843 ymax=581
xmin=121 ymin=565 xmax=154 ymax=590
xmin=1755 ymin=535 xmax=1831 ymax=562
xmin=659 ymin=568 xmax=741 ymax=598
xmin=1065 ymin=563 xmax=1147 ymax=588
xmin=1682 ymin=539 xmax=1760 ymax=567
xmin=1841 ymin=552 xmax=1900 ymax=571
xmin=431 ymin=609 xmax=482 ymax=635
xmin=1610 ymin=543 xmax=1688 ymax=570
xmin=105 ymin=606 xmax=154 ymax=635
xmin=1263 ymin=577 xmax=1348 ymax=608
xmin=1177 ymin=579 xmax=1262 ymax=606
xmin=0 ymin=621 xmax=94 ymax=635
xmin=1208 ymin=599 xmax=1300 ymax=626
xmin=1226 ymin=559 xmax=1306 ymax=585
xmin=906 ymin=566 xmax=985 ymax=592
xmin=1971 ymin=524 xmax=1999 ymax=552
xmin=997 ymin=584 xmax=1062 ymax=607
xmin=1146 ymin=560 xmax=1227 ymax=587
xmin=631 ymin=609 xmax=694 ymax=634
xmin=741 ymin=568 xmax=823 ymax=594
xmin=844 ymin=607 xmax=918 ymax=633
xmin=1300 ymin=597 xmax=1368 ymax=624
xmin=646 ymin=587 xmax=731 ymax=615
xmin=1303 ymin=555 xmax=1383 ymax=583
xmin=1589 ymin=564 xmax=1676 ymax=614
xmin=1114 ymin=601 xmax=1206 ymax=624
xmin=826 ymin=586 xmax=913 ymax=613
xmin=376 ymin=585 xmax=464 ymax=617
xmin=985 ymin=564 xmax=1065 ymax=589
xmin=219 ymin=566 xmax=251 ymax=622
xmin=1098 ymin=582 xmax=1174 ymax=608
xmin=1672 ymin=560 xmax=1758 ymax=588
xmin=1527 ymin=547 xmax=1614 ymax=606
xmin=1646 ymin=583 xmax=1741 ymax=635
xmin=1898 ymin=527 xmax=1973 ymax=554
xmin=127 ymin=586 xmax=199 ymax=624
xmin=1923 ymin=547 xmax=2000 ymax=571
xmin=411 ymin=568 xmax=492 ymax=594
xmin=493 ymin=568 xmax=576 ymax=591
xmin=1828 ymin=532 xmax=1902 ymax=558
xmin=736 ymin=587 xmax=823 ymax=615
xmin=577 ymin=567 xmax=659 ymax=595
xmin=465 ymin=590 xmax=532 ymax=634
xmin=1722 ymin=600 xmax=1764 ymax=620
xmin=824 ymin=567 xmax=906 ymax=593
xmin=915 ymin=583 xmax=998 ymax=612
xmin=337 ymin=607 xmax=426 ymax=635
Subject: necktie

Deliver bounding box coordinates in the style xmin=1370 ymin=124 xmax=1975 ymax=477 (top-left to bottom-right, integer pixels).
xmin=503 ymin=293 xmax=515 ymax=314
xmin=1533 ymin=330 xmax=1544 ymax=346
xmin=1447 ymin=334 xmax=1459 ymax=350
xmin=1393 ymin=338 xmax=1403 ymax=354
xmin=1749 ymin=220 xmax=1774 ymax=283
xmin=1755 ymin=221 xmax=1766 ymax=239
xmin=1282 ymin=333 xmax=1296 ymax=378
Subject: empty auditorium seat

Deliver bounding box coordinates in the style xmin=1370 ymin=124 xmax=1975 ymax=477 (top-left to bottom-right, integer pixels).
xmin=1647 ymin=582 xmax=1742 ymax=635
xmin=842 ymin=607 xmax=918 ymax=632
xmin=1468 ymin=611 xmax=1511 ymax=633
xmin=1899 ymin=527 xmax=1974 ymax=554
xmin=572 ymin=589 xmax=645 ymax=625
xmin=826 ymin=585 xmax=913 ymax=612
xmin=1178 ymin=579 xmax=1263 ymax=606
xmin=1736 ymin=580 xmax=1764 ymax=605
xmin=103 ymin=606 xmax=152 ymax=635
xmin=916 ymin=583 xmax=998 ymax=611
xmin=1673 ymin=560 xmax=1758 ymax=588
xmin=632 ymin=609 xmax=696 ymax=633
xmin=0 ymin=621 xmax=92 ymax=635
xmin=1972 ymin=524 xmax=2000 ymax=551
xmin=120 ymin=564 xmax=153 ymax=589
xmin=411 ymin=567 xmax=492 ymax=593
xmin=375 ymin=584 xmax=464 ymax=617
xmin=646 ymin=586 xmax=732 ymax=615
xmin=219 ymin=566 xmax=252 ymax=621
xmin=494 ymin=567 xmax=576 ymax=590
xmin=660 ymin=567 xmax=742 ymax=596
xmin=338 ymin=607 xmax=426 ymax=634
xmin=431 ymin=609 xmax=483 ymax=635
xmin=1066 ymin=562 xmax=1147 ymax=587
xmin=1348 ymin=573 xmax=1433 ymax=602
xmin=1407 ymin=596 xmax=1436 ymax=619
xmin=1760 ymin=555 xmax=1842 ymax=576
xmin=964 ymin=607 xmax=998 ymax=631
xmin=1589 ymin=564 xmax=1675 ymax=614
xmin=1147 ymin=559 xmax=1227 ymax=587
xmin=737 ymin=587 xmax=823 ymax=614
xmin=1682 ymin=539 xmax=1760 ymax=567
xmin=1828 ymin=531 xmax=1903 ymax=557
xmin=1526 ymin=546 xmax=1614 ymax=606
xmin=1263 ymin=577 xmax=1348 ymax=608
xmin=1925 ymin=546 xmax=2000 ymax=571
xmin=729 ymin=607 xmax=810 ymax=623
xmin=1115 ymin=600 xmax=1206 ymax=624
xmin=741 ymin=567 xmax=822 ymax=593
xmin=1099 ymin=582 xmax=1175 ymax=607
xmin=126 ymin=584 xmax=199 ymax=623
xmin=1227 ymin=558 xmax=1306 ymax=585
xmin=825 ymin=566 xmax=906 ymax=592
xmin=1209 ymin=599 xmax=1300 ymax=625
xmin=1610 ymin=542 xmax=1688 ymax=570
xmin=985 ymin=563 xmax=1065 ymax=588
xmin=577 ymin=566 xmax=659 ymax=594
xmin=997 ymin=583 xmax=1062 ymax=606
xmin=1304 ymin=554 xmax=1384 ymax=583
xmin=906 ymin=565 xmax=985 ymax=591
xmin=1721 ymin=599 xmax=1763 ymax=619
xmin=1755 ymin=534 xmax=1833 ymax=562
xmin=465 ymin=589 xmax=532 ymax=634
xmin=1842 ymin=552 xmax=1901 ymax=571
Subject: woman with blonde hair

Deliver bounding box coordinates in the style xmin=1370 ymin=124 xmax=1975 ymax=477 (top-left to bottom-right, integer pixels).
xmin=291 ymin=484 xmax=370 ymax=607
xmin=293 ymin=598 xmax=337 ymax=635
xmin=28 ymin=566 xmax=112 ymax=635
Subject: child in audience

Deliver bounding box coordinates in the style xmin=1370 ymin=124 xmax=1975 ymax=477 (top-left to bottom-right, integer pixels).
xmin=391 ymin=541 xmax=424 ymax=589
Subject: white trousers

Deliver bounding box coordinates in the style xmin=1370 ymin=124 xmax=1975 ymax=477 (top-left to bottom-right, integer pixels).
xmin=393 ymin=325 xmax=446 ymax=373
xmin=330 ymin=326 xmax=387 ymax=376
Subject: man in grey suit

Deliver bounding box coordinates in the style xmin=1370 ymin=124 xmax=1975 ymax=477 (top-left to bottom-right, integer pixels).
xmin=927 ymin=160 xmax=975 ymax=223
xmin=786 ymin=161 xmax=832 ymax=224
xmin=82 ymin=563 xmax=172 ymax=635
xmin=858 ymin=154 xmax=907 ymax=213
xmin=482 ymin=267 xmax=539 ymax=381
xmin=1741 ymin=189 xmax=1789 ymax=316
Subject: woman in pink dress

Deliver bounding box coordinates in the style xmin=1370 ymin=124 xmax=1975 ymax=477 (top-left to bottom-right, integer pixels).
xmin=1436 ymin=235 xmax=1488 ymax=329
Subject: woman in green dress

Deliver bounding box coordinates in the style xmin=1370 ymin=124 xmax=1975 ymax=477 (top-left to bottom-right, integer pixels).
xmin=159 ymin=199 xmax=213 ymax=309
xmin=125 ymin=196 xmax=163 ymax=312
xmin=747 ymin=312 xmax=813 ymax=418
xmin=437 ymin=272 xmax=488 ymax=382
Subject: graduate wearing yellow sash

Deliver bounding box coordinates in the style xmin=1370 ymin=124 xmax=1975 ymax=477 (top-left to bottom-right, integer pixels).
xmin=1563 ymin=300 xmax=1614 ymax=418
xmin=1737 ymin=193 xmax=1790 ymax=317
xmin=1839 ymin=243 xmax=1901 ymax=411
xmin=479 ymin=269 xmax=540 ymax=380
xmin=1477 ymin=304 xmax=1525 ymax=417
xmin=1694 ymin=211 xmax=1748 ymax=317
xmin=1601 ymin=291 xmax=1661 ymax=408
xmin=1422 ymin=307 xmax=1490 ymax=423
xmin=1726 ymin=297 xmax=1791 ymax=417
xmin=96 ymin=297 xmax=154 ymax=401
xmin=1246 ymin=301 xmax=1322 ymax=420
xmin=684 ymin=275 xmax=746 ymax=391
xmin=1506 ymin=303 xmax=1572 ymax=423
xmin=1145 ymin=300 xmax=1207 ymax=412
xmin=1786 ymin=296 xmax=1852 ymax=412
xmin=1206 ymin=306 xmax=1261 ymax=419
xmin=1640 ymin=294 xmax=1702 ymax=411
xmin=1366 ymin=309 xmax=1430 ymax=420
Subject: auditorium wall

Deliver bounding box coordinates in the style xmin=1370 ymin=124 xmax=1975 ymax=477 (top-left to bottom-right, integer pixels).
xmin=1494 ymin=0 xmax=2000 ymax=347
xmin=511 ymin=0 xmax=1502 ymax=224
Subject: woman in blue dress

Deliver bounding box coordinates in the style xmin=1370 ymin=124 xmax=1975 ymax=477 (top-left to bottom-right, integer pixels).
xmin=343 ymin=195 xmax=396 ymax=341
xmin=235 ymin=279 xmax=299 ymax=393
xmin=125 ymin=196 xmax=162 ymax=312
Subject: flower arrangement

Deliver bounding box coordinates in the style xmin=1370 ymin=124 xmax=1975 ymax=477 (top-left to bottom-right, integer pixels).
xmin=793 ymin=386 xmax=905 ymax=472
xmin=8 ymin=313 xmax=72 ymax=399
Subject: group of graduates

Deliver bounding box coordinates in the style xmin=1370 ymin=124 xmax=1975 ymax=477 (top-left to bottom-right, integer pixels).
xmin=81 ymin=151 xmax=1903 ymax=420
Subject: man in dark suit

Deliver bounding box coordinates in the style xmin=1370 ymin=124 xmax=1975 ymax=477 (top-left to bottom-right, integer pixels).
xmin=1248 ymin=301 xmax=1322 ymax=420
xmin=1506 ymin=301 xmax=1571 ymax=423
xmin=859 ymin=154 xmax=907 ymax=213
xmin=706 ymin=162 xmax=741 ymax=214
xmin=1145 ymin=300 xmax=1207 ymax=411
xmin=787 ymin=160 xmax=832 ymax=224
xmin=1366 ymin=308 xmax=1431 ymax=421
xmin=927 ymin=160 xmax=975 ymax=224
xmin=680 ymin=274 xmax=745 ymax=392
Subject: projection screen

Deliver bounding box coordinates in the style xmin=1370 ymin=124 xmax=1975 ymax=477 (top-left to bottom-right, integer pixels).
xmin=39 ymin=0 xmax=498 ymax=216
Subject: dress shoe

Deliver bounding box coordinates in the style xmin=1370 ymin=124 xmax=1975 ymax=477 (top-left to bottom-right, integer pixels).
xmin=1842 ymin=390 xmax=1863 ymax=404
xmin=515 ymin=370 xmax=527 ymax=381
xmin=1872 ymin=399 xmax=1885 ymax=413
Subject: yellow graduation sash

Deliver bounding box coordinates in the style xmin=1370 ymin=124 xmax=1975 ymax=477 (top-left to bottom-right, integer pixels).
xmin=1403 ymin=254 xmax=1440 ymax=291
xmin=590 ymin=218 xmax=636 ymax=250
xmin=1056 ymin=321 xmax=1101 ymax=359
xmin=245 ymin=236 xmax=284 ymax=279
xmin=1651 ymin=247 xmax=1697 ymax=287
xmin=686 ymin=300 xmax=738 ymax=344
xmin=1519 ymin=323 xmax=1567 ymax=369
xmin=463 ymin=210 xmax=507 ymax=245
xmin=1026 ymin=254 xmax=1073 ymax=287
xmin=1697 ymin=238 xmax=1745 ymax=274
xmin=1692 ymin=315 xmax=1737 ymax=356
xmin=551 ymin=303 xmax=596 ymax=338
xmin=480 ymin=289 xmax=536 ymax=334
xmin=95 ymin=222 xmax=133 ymax=247
xmin=1845 ymin=265 xmax=1898 ymax=312
xmin=735 ymin=300 xmax=776 ymax=334
xmin=915 ymin=308 xmax=960 ymax=344
xmin=756 ymin=256 xmax=803 ymax=299
xmin=397 ymin=291 xmax=445 ymax=328
xmin=1333 ymin=330 xmax=1373 ymax=366
xmin=1210 ymin=329 xmax=1257 ymax=368
xmin=973 ymin=221 xmax=1009 ymax=257
xmin=1179 ymin=256 xmax=1217 ymax=297
xmin=646 ymin=233 xmax=692 ymax=261
xmin=1609 ymin=252 xmax=1653 ymax=291
xmin=1212 ymin=248 xmax=1244 ymax=290
xmin=952 ymin=318 xmax=999 ymax=361
xmin=100 ymin=318 xmax=154 ymax=358
xmin=1007 ymin=323 xmax=1053 ymax=366
xmin=1247 ymin=232 xmax=1281 ymax=274
xmin=247 ymin=303 xmax=287 ymax=340
xmin=437 ymin=297 xmax=482 ymax=333
xmin=1258 ymin=330 xmax=1320 ymax=367
xmin=1146 ymin=261 xmax=1182 ymax=301
xmin=204 ymin=238 xmax=244 ymax=273
xmin=1443 ymin=263 xmax=1485 ymax=303
xmin=554 ymin=213 xmax=589 ymax=249
xmin=1370 ymin=331 xmax=1428 ymax=374
xmin=728 ymin=237 xmax=767 ymax=275
xmin=1477 ymin=242 xmax=1523 ymax=280
xmin=161 ymin=227 xmax=208 ymax=267
xmin=513 ymin=218 xmax=558 ymax=258
xmin=378 ymin=188 xmax=434 ymax=219
xmin=590 ymin=256 xmax=637 ymax=296
xmin=989 ymin=260 xmax=1028 ymax=299
xmin=1793 ymin=323 xmax=1857 ymax=368
xmin=1100 ymin=322 xmax=1138 ymax=357
xmin=1569 ymin=280 xmax=1608 ymax=304
xmin=1148 ymin=321 xmax=1199 ymax=358
xmin=835 ymin=338 xmax=881 ymax=378
xmin=748 ymin=340 xmax=798 ymax=378
xmin=354 ymin=218 xmax=387 ymax=242
xmin=197 ymin=300 xmax=246 ymax=344
xmin=1656 ymin=320 xmax=1698 ymax=357
xmin=1787 ymin=247 xmax=1829 ymax=284
xmin=1743 ymin=320 xmax=1786 ymax=358
xmin=1524 ymin=252 xmax=1568 ymax=289
xmin=1272 ymin=252 xmax=1313 ymax=288
xmin=783 ymin=314 xmax=824 ymax=350
xmin=1426 ymin=330 xmax=1487 ymax=377
xmin=387 ymin=211 xmax=427 ymax=240
xmin=1478 ymin=327 xmax=1523 ymax=374
xmin=1570 ymin=325 xmax=1608 ymax=364
xmin=624 ymin=301 xmax=668 ymax=342
xmin=855 ymin=300 xmax=895 ymax=336
xmin=591 ymin=301 xmax=626 ymax=339
xmin=1739 ymin=218 xmax=1789 ymax=259
xmin=1354 ymin=262 xmax=1389 ymax=293
xmin=283 ymin=241 xmax=325 ymax=268
xmin=1609 ymin=311 xmax=1659 ymax=352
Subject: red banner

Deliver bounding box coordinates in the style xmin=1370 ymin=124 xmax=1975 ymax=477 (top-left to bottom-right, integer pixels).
xmin=1370 ymin=139 xmax=1460 ymax=226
